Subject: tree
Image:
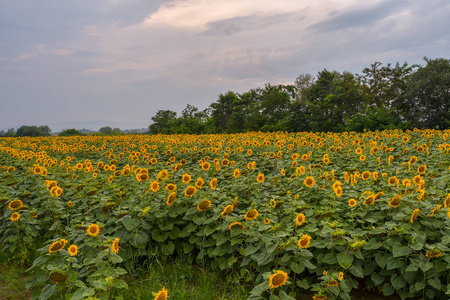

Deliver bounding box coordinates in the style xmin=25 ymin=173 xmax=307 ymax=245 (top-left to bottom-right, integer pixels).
xmin=149 ymin=110 xmax=178 ymax=134
xmin=401 ymin=57 xmax=450 ymax=129
xmin=59 ymin=129 xmax=83 ymax=136
xmin=16 ymin=125 xmax=51 ymax=137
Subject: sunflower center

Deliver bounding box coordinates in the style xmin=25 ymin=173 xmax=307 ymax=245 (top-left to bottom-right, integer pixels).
xmin=272 ymin=274 xmax=285 ymax=286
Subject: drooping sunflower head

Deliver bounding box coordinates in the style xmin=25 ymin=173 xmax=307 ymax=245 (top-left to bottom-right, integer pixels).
xmin=86 ymin=223 xmax=100 ymax=236
xmin=48 ymin=239 xmax=68 ymax=253
xmin=166 ymin=192 xmax=176 ymax=206
xmin=221 ymin=205 xmax=233 ymax=218
xmin=197 ymin=199 xmax=211 ymax=212
xmin=210 ymin=178 xmax=217 ymax=190
xmin=31 ymin=211 xmax=38 ymax=218
xmin=228 ymin=222 xmax=244 ymax=231
xmin=388 ymin=176 xmax=398 ymax=185
xmin=111 ymin=237 xmax=120 ymax=254
xmin=363 ymin=195 xmax=375 ymax=206
xmin=8 ymin=199 xmax=23 ymax=211
xmin=50 ymin=270 xmax=67 ymax=284
xmin=409 ymin=208 xmax=420 ymax=223
xmin=297 ymin=234 xmax=311 ymax=249
xmin=268 ymin=270 xmax=288 ymax=289
xmin=295 ymin=213 xmax=306 ymax=226
xmin=244 ymin=209 xmax=259 ymax=220
xmin=388 ymin=195 xmax=402 ymax=208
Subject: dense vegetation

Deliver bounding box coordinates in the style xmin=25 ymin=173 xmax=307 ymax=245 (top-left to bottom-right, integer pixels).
xmin=1 ymin=129 xmax=449 ymax=300
xmin=149 ymin=57 xmax=450 ymax=134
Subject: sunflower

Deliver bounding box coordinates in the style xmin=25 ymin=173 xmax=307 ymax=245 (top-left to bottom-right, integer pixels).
xmin=8 ymin=199 xmax=23 ymax=211
xmin=388 ymin=195 xmax=402 ymax=208
xmin=388 ymin=176 xmax=399 ymax=185
xmin=87 ymin=223 xmax=100 ymax=236
xmin=413 ymin=175 xmax=423 ymax=185
xmin=195 ymin=177 xmax=204 ymax=188
xmin=256 ymin=173 xmax=265 ymax=183
xmin=108 ymin=176 xmax=113 ymax=183
xmin=402 ymin=178 xmax=412 ymax=188
xmin=220 ymin=205 xmax=233 ymax=218
xmin=67 ymin=201 xmax=73 ymax=207
xmin=197 ymin=199 xmax=211 ymax=212
xmin=48 ymin=239 xmax=68 ymax=253
xmin=157 ymin=169 xmax=168 ymax=180
xmin=210 ymin=178 xmax=217 ymax=190
xmin=50 ymin=271 xmax=67 ymax=283
xmin=264 ymin=219 xmax=270 ymax=225
xmin=372 ymin=171 xmax=379 ymax=181
xmin=166 ymin=192 xmax=176 ymax=206
xmin=304 ymin=176 xmax=315 ymax=188
xmin=327 ymin=280 xmax=339 ymax=287
xmin=233 ymin=169 xmax=240 ymax=178
xmin=247 ymin=149 xmax=253 ymax=156
xmin=361 ymin=171 xmax=371 ymax=180
xmin=388 ymin=156 xmax=394 ymax=164
xmin=201 ymin=162 xmax=211 ymax=171
xmin=154 ymin=287 xmax=168 ymax=300
xmin=184 ymin=186 xmax=197 ymax=197
xmin=150 ymin=181 xmax=160 ymax=192
xmin=297 ymin=234 xmax=311 ymax=249
xmin=348 ymin=199 xmax=357 ymax=207
xmin=295 ymin=213 xmax=306 ymax=226
xmin=68 ymin=244 xmax=78 ymax=256
xmin=359 ymin=155 xmax=366 ymax=161
xmin=31 ymin=211 xmax=38 ymax=218
xmin=10 ymin=212 xmax=20 ymax=221
xmin=425 ymin=249 xmax=443 ymax=258
xmin=312 ymin=295 xmax=328 ymax=300
xmin=417 ymin=165 xmax=427 ymax=174
xmin=410 ymin=208 xmax=420 ymax=223
xmin=430 ymin=205 xmax=442 ymax=217
xmin=363 ymin=195 xmax=375 ymax=206
xmin=111 ymin=237 xmax=120 ymax=254
xmin=165 ymin=183 xmax=177 ymax=192
xmin=268 ymin=270 xmax=288 ymax=289
xmin=334 ymin=186 xmax=343 ymax=197
xmin=228 ymin=222 xmax=244 ymax=231
xmin=182 ymin=173 xmax=191 ymax=183
xmin=232 ymin=196 xmax=238 ymax=208
xmin=244 ymin=209 xmax=259 ymax=220
xmin=444 ymin=194 xmax=450 ymax=208
xmin=339 ymin=272 xmax=344 ymax=281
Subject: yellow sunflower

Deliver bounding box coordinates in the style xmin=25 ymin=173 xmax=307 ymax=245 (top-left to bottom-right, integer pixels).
xmin=410 ymin=208 xmax=420 ymax=223
xmin=68 ymin=244 xmax=78 ymax=256
xmin=363 ymin=195 xmax=375 ymax=206
xmin=297 ymin=234 xmax=311 ymax=249
xmin=165 ymin=183 xmax=177 ymax=192
xmin=48 ymin=239 xmax=68 ymax=253
xmin=264 ymin=219 xmax=270 ymax=225
xmin=210 ymin=178 xmax=217 ymax=190
xmin=166 ymin=192 xmax=176 ymax=206
xmin=348 ymin=199 xmax=357 ymax=207
xmin=150 ymin=181 xmax=160 ymax=192
xmin=233 ymin=169 xmax=240 ymax=178
xmin=220 ymin=205 xmax=233 ymax=218
xmin=8 ymin=199 xmax=23 ymax=211
xmin=295 ymin=213 xmax=306 ymax=226
xmin=86 ymin=224 xmax=100 ymax=237
xmin=388 ymin=195 xmax=402 ymax=208
xmin=10 ymin=212 xmax=20 ymax=221
xmin=195 ymin=177 xmax=204 ymax=189
xmin=154 ymin=287 xmax=168 ymax=300
xmin=182 ymin=173 xmax=191 ymax=184
xmin=201 ymin=162 xmax=210 ymax=171
xmin=197 ymin=199 xmax=211 ymax=212
xmin=417 ymin=165 xmax=427 ymax=174
xmin=304 ymin=176 xmax=315 ymax=188
xmin=184 ymin=186 xmax=197 ymax=197
xmin=256 ymin=173 xmax=265 ymax=183
xmin=111 ymin=237 xmax=120 ymax=254
xmin=244 ymin=209 xmax=259 ymax=220
xmin=268 ymin=270 xmax=289 ymax=289
xmin=228 ymin=222 xmax=244 ymax=231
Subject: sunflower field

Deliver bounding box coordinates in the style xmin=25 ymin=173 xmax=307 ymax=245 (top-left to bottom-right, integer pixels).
xmin=1 ymin=129 xmax=450 ymax=300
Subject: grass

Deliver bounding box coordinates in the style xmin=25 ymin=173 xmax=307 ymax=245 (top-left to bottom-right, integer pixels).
xmin=0 ymin=253 xmax=31 ymax=300
xmin=121 ymin=256 xmax=249 ymax=300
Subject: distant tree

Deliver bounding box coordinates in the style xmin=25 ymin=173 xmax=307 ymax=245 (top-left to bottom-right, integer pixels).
xmin=149 ymin=110 xmax=178 ymax=134
xmin=16 ymin=125 xmax=51 ymax=137
xmin=99 ymin=127 xmax=113 ymax=135
xmin=401 ymin=57 xmax=450 ymax=129
xmin=0 ymin=128 xmax=16 ymax=137
xmin=59 ymin=129 xmax=83 ymax=136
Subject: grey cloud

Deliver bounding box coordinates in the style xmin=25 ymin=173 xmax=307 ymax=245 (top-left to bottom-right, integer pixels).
xmin=201 ymin=12 xmax=297 ymax=36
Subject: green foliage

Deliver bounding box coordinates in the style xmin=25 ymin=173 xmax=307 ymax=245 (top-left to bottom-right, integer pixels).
xmin=16 ymin=125 xmax=51 ymax=137
xmin=59 ymin=128 xmax=84 ymax=136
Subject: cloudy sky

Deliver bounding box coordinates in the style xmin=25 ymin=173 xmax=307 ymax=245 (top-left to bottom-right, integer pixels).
xmin=1 ymin=0 xmax=449 ymax=132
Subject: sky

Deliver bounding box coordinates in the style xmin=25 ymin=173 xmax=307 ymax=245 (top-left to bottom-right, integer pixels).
xmin=1 ymin=0 xmax=449 ymax=132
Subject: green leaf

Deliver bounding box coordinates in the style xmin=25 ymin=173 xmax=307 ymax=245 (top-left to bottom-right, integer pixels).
xmin=249 ymin=281 xmax=269 ymax=296
xmin=92 ymin=279 xmax=108 ymax=291
xmin=391 ymin=274 xmax=406 ymax=290
xmin=349 ymin=265 xmax=364 ymax=278
xmin=35 ymin=269 xmax=49 ymax=283
xmin=405 ymin=264 xmax=418 ymax=272
xmin=386 ymin=256 xmax=404 ymax=270
xmin=371 ymin=273 xmax=384 ymax=287
xmin=428 ymin=278 xmax=441 ymax=290
xmin=23 ymin=235 xmax=33 ymax=243
xmin=113 ymin=279 xmax=129 ymax=289
xmin=244 ymin=244 xmax=261 ymax=256
xmin=415 ymin=282 xmax=425 ymax=291
xmin=303 ymin=260 xmax=316 ymax=270
xmin=337 ymin=253 xmax=354 ymax=269
xmin=265 ymin=242 xmax=277 ymax=254
xmin=278 ymin=290 xmax=296 ymax=300
xmin=392 ymin=243 xmax=412 ymax=257
xmin=290 ymin=262 xmax=305 ymax=274
xmin=161 ymin=241 xmax=175 ymax=256
xmin=130 ymin=231 xmax=149 ymax=248
xmin=122 ymin=217 xmax=141 ymax=231
xmin=420 ymin=261 xmax=433 ymax=272
xmin=151 ymin=229 xmax=168 ymax=243
xmin=321 ymin=253 xmax=336 ymax=264
xmin=296 ymin=279 xmax=309 ymax=289
xmin=382 ymin=283 xmax=395 ymax=296
xmin=39 ymin=284 xmax=57 ymax=300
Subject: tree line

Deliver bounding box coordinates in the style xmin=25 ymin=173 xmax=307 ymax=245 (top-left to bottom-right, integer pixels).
xmin=149 ymin=57 xmax=450 ymax=134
